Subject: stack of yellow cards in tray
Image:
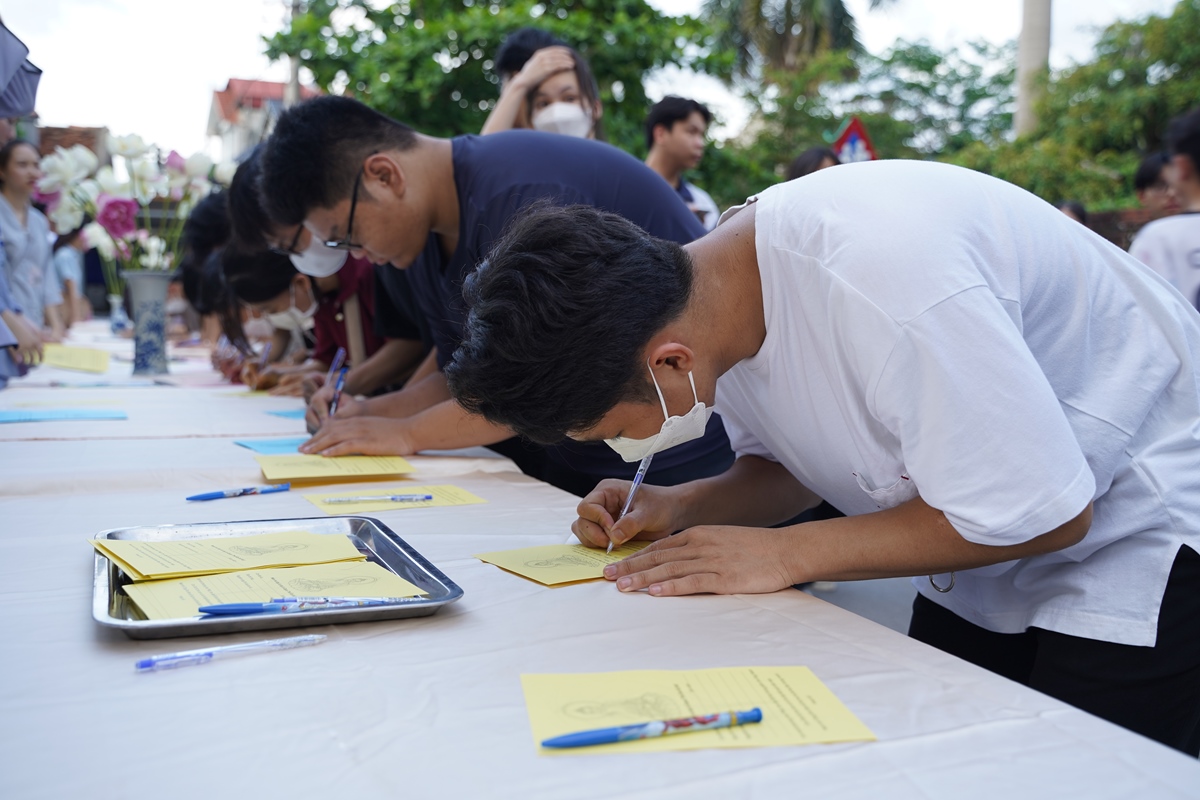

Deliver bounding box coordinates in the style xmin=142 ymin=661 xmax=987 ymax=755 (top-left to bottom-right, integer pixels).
xmin=90 ymin=530 xmax=427 ymax=620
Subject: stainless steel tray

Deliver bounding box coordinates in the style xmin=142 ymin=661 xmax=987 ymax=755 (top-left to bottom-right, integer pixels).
xmin=93 ymin=516 xmax=464 ymax=639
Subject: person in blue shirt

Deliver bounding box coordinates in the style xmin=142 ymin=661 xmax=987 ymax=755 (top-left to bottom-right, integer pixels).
xmin=258 ymin=95 xmax=731 ymax=495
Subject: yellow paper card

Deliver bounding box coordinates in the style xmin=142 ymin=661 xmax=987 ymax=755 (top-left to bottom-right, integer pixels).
xmin=122 ymin=560 xmax=426 ymax=620
xmin=42 ymin=344 xmax=110 ymax=373
xmin=255 ymin=454 xmax=415 ymax=482
xmin=522 ymin=666 xmax=875 ymax=755
xmin=474 ymin=542 xmax=648 ymax=586
xmin=90 ymin=530 xmax=365 ymax=581
xmin=305 ymin=484 xmax=486 ymax=514
xmin=226 ymin=390 xmax=272 ymax=398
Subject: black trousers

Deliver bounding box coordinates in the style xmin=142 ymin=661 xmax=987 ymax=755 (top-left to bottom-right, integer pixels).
xmin=909 ymin=545 xmax=1200 ymax=756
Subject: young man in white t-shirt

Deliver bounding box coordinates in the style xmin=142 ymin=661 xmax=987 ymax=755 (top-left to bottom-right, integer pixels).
xmin=1130 ymin=107 xmax=1200 ymax=309
xmin=446 ymin=161 xmax=1200 ymax=755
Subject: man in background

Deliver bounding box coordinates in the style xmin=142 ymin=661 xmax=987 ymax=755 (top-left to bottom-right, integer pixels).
xmin=1133 ymin=151 xmax=1181 ymax=219
xmin=1130 ymin=108 xmax=1200 ymax=309
xmin=644 ymin=96 xmax=720 ymax=231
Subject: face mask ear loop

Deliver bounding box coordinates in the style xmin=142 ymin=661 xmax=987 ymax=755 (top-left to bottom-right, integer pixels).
xmin=687 ymin=370 xmax=699 ymax=406
xmin=646 ymin=360 xmax=670 ymax=420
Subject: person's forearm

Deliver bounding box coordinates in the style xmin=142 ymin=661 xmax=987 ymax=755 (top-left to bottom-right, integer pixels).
xmin=480 ymin=83 xmax=529 ymax=134
xmin=360 ymin=369 xmax=451 ymax=418
xmin=345 ymin=339 xmax=426 ymax=396
xmin=404 ymin=399 xmax=515 ymax=451
xmin=789 ymin=497 xmax=1093 ymax=584
xmin=674 ymin=456 xmax=822 ymax=529
xmin=404 ymin=348 xmax=440 ymax=387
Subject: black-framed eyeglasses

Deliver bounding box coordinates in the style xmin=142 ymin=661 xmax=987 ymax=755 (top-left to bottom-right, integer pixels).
xmin=324 ymin=170 xmax=363 ymax=251
xmin=268 ymin=224 xmax=304 ymax=256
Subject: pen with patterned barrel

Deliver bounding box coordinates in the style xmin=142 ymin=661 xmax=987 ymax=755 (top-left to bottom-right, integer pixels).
xmin=541 ymin=708 xmax=763 ymax=749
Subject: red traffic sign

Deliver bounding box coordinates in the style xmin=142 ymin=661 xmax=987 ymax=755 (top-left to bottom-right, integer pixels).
xmin=832 ymin=117 xmax=877 ymax=162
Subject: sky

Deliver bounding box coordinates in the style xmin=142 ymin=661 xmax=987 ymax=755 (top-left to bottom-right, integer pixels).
xmin=2 ymin=0 xmax=1181 ymax=156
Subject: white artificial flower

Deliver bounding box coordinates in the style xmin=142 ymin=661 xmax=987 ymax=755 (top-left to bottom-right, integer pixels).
xmin=48 ymin=194 xmax=86 ymax=232
xmin=37 ymin=148 xmax=88 ymax=193
xmin=68 ymin=144 xmax=99 ymax=177
xmin=94 ymin=166 xmax=131 ymax=198
xmin=131 ymin=158 xmax=167 ymax=203
xmin=184 ymin=152 xmax=213 ymax=179
xmin=139 ymin=235 xmax=168 ymax=269
xmin=108 ymin=133 xmax=149 ymax=158
xmin=212 ymin=160 xmax=237 ymax=186
xmin=83 ymin=222 xmax=114 ymax=258
xmin=77 ymin=178 xmax=101 ymax=205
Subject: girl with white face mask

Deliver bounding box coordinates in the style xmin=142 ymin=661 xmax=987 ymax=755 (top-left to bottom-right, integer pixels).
xmin=480 ymin=44 xmax=604 ymax=140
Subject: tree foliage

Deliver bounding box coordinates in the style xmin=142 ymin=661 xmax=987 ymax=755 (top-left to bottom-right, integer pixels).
xmin=264 ymin=0 xmax=716 ymax=155
xmin=949 ymin=0 xmax=1200 ymax=210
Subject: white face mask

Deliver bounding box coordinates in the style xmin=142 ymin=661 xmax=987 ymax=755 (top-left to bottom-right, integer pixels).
xmin=532 ymin=102 xmax=593 ymax=138
xmin=265 ymin=283 xmax=317 ymax=332
xmin=605 ymin=365 xmax=713 ymax=462
xmin=289 ymin=235 xmax=348 ymax=278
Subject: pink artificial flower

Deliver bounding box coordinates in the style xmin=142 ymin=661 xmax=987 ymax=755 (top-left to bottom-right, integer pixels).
xmin=33 ymin=188 xmax=61 ymax=211
xmin=115 ymin=239 xmax=132 ymax=260
xmin=165 ymin=149 xmax=187 ymax=174
xmin=96 ymin=193 xmax=140 ymax=240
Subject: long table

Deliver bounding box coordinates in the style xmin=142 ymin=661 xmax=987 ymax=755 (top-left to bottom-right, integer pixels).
xmin=2 ymin=325 xmax=1198 ymax=799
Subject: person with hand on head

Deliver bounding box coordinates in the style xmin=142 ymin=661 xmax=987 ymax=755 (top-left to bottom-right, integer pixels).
xmin=0 ymin=139 xmax=63 ymax=341
xmin=257 ymin=95 xmax=732 ymax=496
xmin=226 ymin=147 xmax=431 ymax=415
xmin=644 ymin=97 xmax=719 ymax=230
xmin=484 ymin=44 xmax=603 ymax=140
xmin=1133 ymin=151 xmax=1181 ymax=219
xmin=1130 ymin=107 xmax=1200 ymax=310
xmin=481 ymin=28 xmax=572 ymax=135
xmin=445 ymin=160 xmax=1200 ymax=756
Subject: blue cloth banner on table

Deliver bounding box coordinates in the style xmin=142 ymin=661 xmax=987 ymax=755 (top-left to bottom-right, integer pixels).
xmin=266 ymin=409 xmax=307 ymax=419
xmin=233 ymin=437 xmax=308 ymax=455
xmin=0 ymin=408 xmax=127 ymax=423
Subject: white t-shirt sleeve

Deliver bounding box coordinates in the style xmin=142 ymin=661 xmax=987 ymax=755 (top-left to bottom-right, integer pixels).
xmin=871 ymin=286 xmax=1096 ymax=545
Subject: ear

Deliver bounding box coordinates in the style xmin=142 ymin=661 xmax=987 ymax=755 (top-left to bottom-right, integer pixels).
xmin=652 ymin=122 xmax=667 ymax=147
xmin=592 ymin=99 xmax=604 ymax=123
xmin=363 ymin=152 xmax=406 ymax=200
xmin=646 ymin=341 xmax=695 ymax=376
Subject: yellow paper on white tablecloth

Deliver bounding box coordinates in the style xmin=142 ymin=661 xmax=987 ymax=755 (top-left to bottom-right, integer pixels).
xmin=42 ymin=344 xmax=110 ymax=373
xmin=225 ymin=390 xmax=272 ymax=398
xmin=122 ymin=560 xmax=426 ymax=620
xmin=90 ymin=530 xmax=365 ymax=581
xmin=305 ymin=484 xmax=486 ymax=514
xmin=474 ymin=542 xmax=648 ymax=586
xmin=255 ymin=454 xmax=415 ymax=482
xmin=522 ymin=666 xmax=875 ymax=755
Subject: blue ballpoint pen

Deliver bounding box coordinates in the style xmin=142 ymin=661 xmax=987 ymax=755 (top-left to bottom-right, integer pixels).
xmin=609 ymin=453 xmax=654 ymax=553
xmin=135 ymin=634 xmax=326 ymax=672
xmin=257 ymin=341 xmax=272 ymax=370
xmin=199 ymin=597 xmax=422 ymax=615
xmin=541 ymin=708 xmax=763 ymax=749
xmin=325 ymin=347 xmax=346 ymax=383
xmin=328 ymin=367 xmax=349 ymax=416
xmin=185 ymin=483 xmax=291 ymax=502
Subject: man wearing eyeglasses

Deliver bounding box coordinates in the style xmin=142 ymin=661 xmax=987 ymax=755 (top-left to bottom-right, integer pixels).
xmin=257 ymin=95 xmax=733 ymax=495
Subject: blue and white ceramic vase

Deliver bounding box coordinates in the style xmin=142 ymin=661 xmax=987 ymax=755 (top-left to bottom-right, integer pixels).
xmin=107 ymin=293 xmax=130 ymax=334
xmin=122 ymin=271 xmax=173 ymax=375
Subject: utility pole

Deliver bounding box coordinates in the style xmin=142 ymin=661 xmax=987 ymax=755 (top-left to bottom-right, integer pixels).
xmin=1014 ymin=0 xmax=1052 ymax=137
xmin=283 ymin=0 xmax=302 ymax=108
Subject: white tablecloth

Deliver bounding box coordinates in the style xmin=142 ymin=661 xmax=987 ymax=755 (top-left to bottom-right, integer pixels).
xmin=2 ymin=326 xmax=1197 ymax=799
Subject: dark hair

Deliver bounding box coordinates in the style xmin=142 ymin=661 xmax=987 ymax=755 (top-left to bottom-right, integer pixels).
xmin=494 ymin=27 xmax=567 ymax=79
xmin=786 ymin=147 xmax=840 ymax=181
xmin=1134 ymin=151 xmax=1171 ymax=191
xmin=227 ymin=145 xmax=274 ymax=249
xmin=0 ymin=138 xmax=37 ymax=187
xmin=526 ymin=46 xmax=606 ymax=141
xmin=259 ymin=96 xmax=418 ymax=226
xmin=447 ymin=202 xmax=693 ymax=444
xmin=644 ymin=96 xmax=712 ymax=152
xmin=1056 ymin=200 xmax=1088 ymax=225
xmin=176 ymin=192 xmax=254 ymax=351
xmin=53 ymin=220 xmax=89 ymax=252
xmin=222 ymin=246 xmax=298 ymax=305
xmin=1166 ymin=106 xmax=1200 ymax=169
